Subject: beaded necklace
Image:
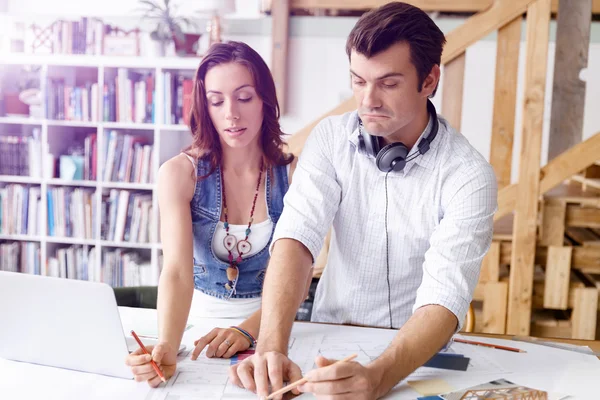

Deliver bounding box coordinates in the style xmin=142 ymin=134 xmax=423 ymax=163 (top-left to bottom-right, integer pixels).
xmin=221 ymin=159 xmax=264 ymax=291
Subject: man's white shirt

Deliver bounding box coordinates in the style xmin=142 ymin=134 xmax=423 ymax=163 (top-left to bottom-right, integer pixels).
xmin=272 ymin=110 xmax=498 ymax=330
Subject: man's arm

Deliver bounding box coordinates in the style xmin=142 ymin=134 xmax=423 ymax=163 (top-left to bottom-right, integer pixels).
xmin=368 ymin=305 xmax=456 ymax=397
xmin=231 ymin=118 xmax=342 ymax=399
xmin=257 ymin=238 xmax=313 ymax=354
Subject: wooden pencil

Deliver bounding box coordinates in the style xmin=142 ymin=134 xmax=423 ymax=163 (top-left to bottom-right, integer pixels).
xmin=454 ymin=338 xmax=526 ymax=353
xmin=266 ymin=353 xmax=358 ymax=399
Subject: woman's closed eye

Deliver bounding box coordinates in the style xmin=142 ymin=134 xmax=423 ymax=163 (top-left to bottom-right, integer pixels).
xmin=209 ymin=97 xmax=252 ymax=107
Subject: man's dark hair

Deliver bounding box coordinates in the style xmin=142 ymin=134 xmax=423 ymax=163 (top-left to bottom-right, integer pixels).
xmin=346 ymin=1 xmax=446 ymax=96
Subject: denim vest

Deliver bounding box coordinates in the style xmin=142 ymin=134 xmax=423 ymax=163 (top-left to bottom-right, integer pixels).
xmin=191 ymin=158 xmax=289 ymax=299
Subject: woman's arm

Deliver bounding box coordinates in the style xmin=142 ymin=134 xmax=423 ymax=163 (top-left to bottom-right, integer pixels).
xmin=156 ymin=154 xmax=197 ymax=354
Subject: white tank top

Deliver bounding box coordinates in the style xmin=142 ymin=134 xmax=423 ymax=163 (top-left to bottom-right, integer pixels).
xmin=212 ymin=219 xmax=273 ymax=262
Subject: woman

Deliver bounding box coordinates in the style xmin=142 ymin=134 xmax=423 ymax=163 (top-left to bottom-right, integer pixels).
xmin=125 ymin=41 xmax=305 ymax=387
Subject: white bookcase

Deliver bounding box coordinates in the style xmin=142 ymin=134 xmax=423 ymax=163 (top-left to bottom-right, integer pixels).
xmin=0 ymin=53 xmax=201 ymax=285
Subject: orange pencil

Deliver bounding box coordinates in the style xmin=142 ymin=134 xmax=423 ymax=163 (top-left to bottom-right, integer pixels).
xmin=454 ymin=338 xmax=526 ymax=353
xmin=130 ymin=330 xmax=167 ymax=382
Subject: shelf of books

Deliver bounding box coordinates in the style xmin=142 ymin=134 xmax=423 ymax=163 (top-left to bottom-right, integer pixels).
xmin=0 ymin=54 xmax=197 ymax=287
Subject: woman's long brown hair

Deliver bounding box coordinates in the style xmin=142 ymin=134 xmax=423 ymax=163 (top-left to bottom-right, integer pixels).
xmin=187 ymin=41 xmax=293 ymax=177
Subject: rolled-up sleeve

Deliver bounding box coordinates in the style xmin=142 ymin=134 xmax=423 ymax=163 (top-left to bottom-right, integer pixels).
xmin=270 ymin=119 xmax=342 ymax=262
xmin=412 ymin=163 xmax=498 ymax=331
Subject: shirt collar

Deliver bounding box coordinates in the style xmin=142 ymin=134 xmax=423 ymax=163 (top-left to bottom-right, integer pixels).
xmin=347 ymin=111 xmax=442 ymax=173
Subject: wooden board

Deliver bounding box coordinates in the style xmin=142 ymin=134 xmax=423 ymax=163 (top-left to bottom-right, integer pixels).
xmin=571 ymin=287 xmax=599 ymax=340
xmin=539 ymin=199 xmax=567 ymax=246
xmin=480 ymin=241 xmax=501 ymax=283
xmin=542 ymin=246 xmax=572 ymax=309
xmin=441 ymin=54 xmax=466 ymax=130
xmin=566 ymin=206 xmax=600 ymax=229
xmin=271 ymin=0 xmax=290 ymax=114
xmin=268 ymin=0 xmax=600 ymax=13
xmin=489 ymin=16 xmax=521 ymax=190
xmin=547 ymin=0 xmax=592 ymax=161
xmin=482 ymin=281 xmax=508 ymax=334
xmin=495 ymin=132 xmax=600 ymax=221
xmin=507 ymin=0 xmax=551 ymax=336
xmin=565 ymin=227 xmax=600 ymax=246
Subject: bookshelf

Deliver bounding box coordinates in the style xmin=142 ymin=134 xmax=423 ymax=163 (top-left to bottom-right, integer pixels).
xmin=0 ymin=53 xmax=199 ymax=286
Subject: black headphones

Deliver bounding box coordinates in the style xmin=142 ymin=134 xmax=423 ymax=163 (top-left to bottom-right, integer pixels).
xmin=358 ymin=99 xmax=439 ymax=172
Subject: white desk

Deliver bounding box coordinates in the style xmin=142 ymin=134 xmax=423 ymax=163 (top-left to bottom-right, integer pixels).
xmin=1 ymin=306 xmax=598 ymax=399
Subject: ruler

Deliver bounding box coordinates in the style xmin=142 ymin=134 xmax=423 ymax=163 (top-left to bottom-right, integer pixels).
xmin=512 ymin=336 xmax=600 ymax=357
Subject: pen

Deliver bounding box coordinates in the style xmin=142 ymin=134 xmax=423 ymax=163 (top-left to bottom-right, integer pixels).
xmin=130 ymin=330 xmax=167 ymax=382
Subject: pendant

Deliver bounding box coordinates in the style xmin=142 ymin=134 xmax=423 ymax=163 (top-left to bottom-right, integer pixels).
xmin=237 ymin=240 xmax=252 ymax=255
xmin=226 ymin=266 xmax=238 ymax=281
xmin=223 ymin=234 xmax=237 ymax=251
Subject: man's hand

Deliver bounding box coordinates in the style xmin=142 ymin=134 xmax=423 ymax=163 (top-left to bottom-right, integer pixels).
xmin=228 ymin=351 xmax=303 ymax=399
xmin=297 ymin=356 xmax=383 ymax=400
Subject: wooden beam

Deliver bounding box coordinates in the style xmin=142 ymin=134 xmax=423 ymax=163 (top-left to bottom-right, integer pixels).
xmin=274 ymin=0 xmax=600 ymax=13
xmin=489 ymin=17 xmax=521 ymax=190
xmin=443 ymin=0 xmax=537 ymax=64
xmin=441 ymin=54 xmax=466 ymax=130
xmin=482 ymin=281 xmax=508 ymax=334
xmin=571 ymin=287 xmax=599 ymax=340
xmin=566 ymin=206 xmax=600 ymax=229
xmin=271 ymin=0 xmax=290 ymax=114
xmin=547 ymin=0 xmax=592 ymax=161
xmin=539 ymin=199 xmax=566 ymax=246
xmin=495 ymin=131 xmax=600 ymax=221
xmin=288 ymin=0 xmax=495 ymax=11
xmin=543 ymin=246 xmax=572 ymax=309
xmin=507 ymin=0 xmax=551 ymax=336
xmin=480 ymin=241 xmax=501 ymax=283
xmin=497 ymin=243 xmax=600 ymax=272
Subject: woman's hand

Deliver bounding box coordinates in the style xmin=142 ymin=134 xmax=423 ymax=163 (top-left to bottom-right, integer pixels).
xmin=191 ymin=327 xmax=252 ymax=360
xmin=125 ymin=342 xmax=177 ymax=387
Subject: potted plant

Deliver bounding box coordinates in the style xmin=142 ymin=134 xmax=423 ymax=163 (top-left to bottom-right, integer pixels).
xmin=137 ymin=0 xmax=201 ymax=56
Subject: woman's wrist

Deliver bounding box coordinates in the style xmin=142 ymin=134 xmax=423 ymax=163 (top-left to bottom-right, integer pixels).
xmin=229 ymin=326 xmax=256 ymax=347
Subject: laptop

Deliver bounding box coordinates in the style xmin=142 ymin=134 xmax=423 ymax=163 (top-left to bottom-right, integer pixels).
xmin=0 ymin=271 xmax=178 ymax=379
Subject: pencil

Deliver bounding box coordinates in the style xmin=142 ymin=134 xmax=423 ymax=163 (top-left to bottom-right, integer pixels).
xmin=130 ymin=330 xmax=167 ymax=382
xmin=266 ymin=353 xmax=358 ymax=400
xmin=454 ymin=338 xmax=526 ymax=353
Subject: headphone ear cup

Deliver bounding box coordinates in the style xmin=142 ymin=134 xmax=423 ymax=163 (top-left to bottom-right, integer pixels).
xmin=360 ymin=128 xmax=380 ymax=158
xmin=376 ymin=142 xmax=409 ymax=172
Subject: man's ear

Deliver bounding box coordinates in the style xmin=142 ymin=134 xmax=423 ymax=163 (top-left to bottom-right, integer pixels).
xmin=421 ymin=64 xmax=441 ymax=98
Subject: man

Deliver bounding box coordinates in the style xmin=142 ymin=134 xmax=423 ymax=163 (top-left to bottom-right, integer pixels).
xmin=230 ymin=2 xmax=498 ymax=399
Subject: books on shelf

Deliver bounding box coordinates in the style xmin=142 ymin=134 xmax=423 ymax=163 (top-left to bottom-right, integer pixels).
xmin=46 ymin=78 xmax=100 ymax=122
xmin=101 ymin=248 xmax=158 ymax=287
xmin=163 ymin=71 xmax=193 ymax=126
xmin=47 ymin=245 xmax=95 ymax=281
xmin=0 ymin=185 xmax=42 ymax=236
xmin=104 ymin=69 xmax=155 ymax=123
xmin=102 ymin=130 xmax=153 ymax=183
xmin=0 ymin=241 xmax=41 ymax=275
xmin=47 ymin=187 xmax=96 ymax=238
xmin=47 ymin=18 xmax=104 ymax=55
xmin=102 ymin=190 xmax=153 ymax=243
xmin=0 ymin=129 xmax=42 ymax=177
